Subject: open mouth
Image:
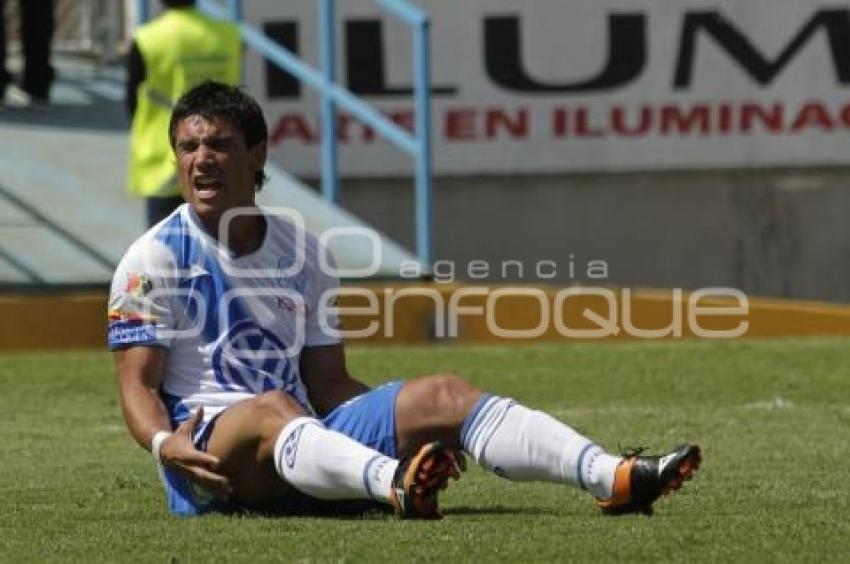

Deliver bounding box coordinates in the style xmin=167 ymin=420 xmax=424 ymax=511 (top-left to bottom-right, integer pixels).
xmin=193 ymin=176 xmax=223 ymax=199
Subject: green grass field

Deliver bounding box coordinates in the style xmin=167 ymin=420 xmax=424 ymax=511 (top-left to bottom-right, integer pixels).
xmin=1 ymin=339 xmax=848 ymax=562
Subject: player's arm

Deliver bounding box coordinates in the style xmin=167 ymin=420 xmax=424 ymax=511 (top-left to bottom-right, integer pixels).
xmin=114 ymin=345 xmax=171 ymax=448
xmin=114 ymin=346 xmax=231 ymax=497
xmin=299 ymin=238 xmax=369 ymax=415
xmin=300 ymin=343 xmax=370 ymax=417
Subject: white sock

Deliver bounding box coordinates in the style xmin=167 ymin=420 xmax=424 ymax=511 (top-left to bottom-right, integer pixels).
xmin=460 ymin=395 xmax=622 ymax=498
xmin=273 ymin=417 xmax=399 ymax=503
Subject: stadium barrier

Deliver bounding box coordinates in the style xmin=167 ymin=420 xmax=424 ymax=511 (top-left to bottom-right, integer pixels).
xmin=3 ymin=285 xmax=850 ymax=350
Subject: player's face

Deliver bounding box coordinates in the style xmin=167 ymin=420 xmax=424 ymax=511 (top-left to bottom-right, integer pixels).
xmin=173 ymin=115 xmax=267 ymax=231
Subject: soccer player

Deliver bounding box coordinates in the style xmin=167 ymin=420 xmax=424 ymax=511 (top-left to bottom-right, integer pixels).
xmin=109 ymin=81 xmax=701 ymax=518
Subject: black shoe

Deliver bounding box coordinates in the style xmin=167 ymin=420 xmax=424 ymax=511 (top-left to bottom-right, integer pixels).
xmin=596 ymin=444 xmax=702 ymax=515
xmin=389 ymin=442 xmax=464 ymax=519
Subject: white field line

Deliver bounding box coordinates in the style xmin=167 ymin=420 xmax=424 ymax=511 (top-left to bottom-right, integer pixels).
xmin=550 ymin=398 xmax=808 ymax=418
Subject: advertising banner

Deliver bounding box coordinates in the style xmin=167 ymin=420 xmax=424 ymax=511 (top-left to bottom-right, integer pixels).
xmin=243 ymin=0 xmax=850 ymax=175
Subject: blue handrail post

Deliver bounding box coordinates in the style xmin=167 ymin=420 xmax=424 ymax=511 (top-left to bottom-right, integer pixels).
xmin=319 ymin=0 xmax=340 ymax=203
xmin=227 ymin=0 xmax=243 ymax=21
xmin=136 ymin=0 xmax=149 ymax=25
xmin=413 ymin=17 xmax=433 ymax=268
xmin=195 ymin=0 xmax=433 ymax=271
xmin=227 ymin=0 xmax=244 ymax=84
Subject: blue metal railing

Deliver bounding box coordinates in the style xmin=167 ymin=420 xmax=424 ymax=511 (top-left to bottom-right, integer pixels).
xmin=135 ymin=0 xmax=433 ymax=267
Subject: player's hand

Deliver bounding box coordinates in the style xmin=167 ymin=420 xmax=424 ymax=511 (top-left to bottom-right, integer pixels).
xmin=159 ymin=407 xmax=233 ymax=499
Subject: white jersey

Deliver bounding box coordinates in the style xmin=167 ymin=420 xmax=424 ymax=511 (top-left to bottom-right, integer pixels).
xmin=108 ymin=204 xmax=340 ymax=425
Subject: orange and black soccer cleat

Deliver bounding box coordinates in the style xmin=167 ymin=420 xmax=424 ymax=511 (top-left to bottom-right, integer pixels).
xmin=389 ymin=442 xmax=465 ymax=519
xmin=596 ymin=444 xmax=702 ymax=516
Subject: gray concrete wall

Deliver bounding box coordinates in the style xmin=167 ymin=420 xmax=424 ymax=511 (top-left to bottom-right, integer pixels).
xmin=328 ymin=168 xmax=850 ymax=302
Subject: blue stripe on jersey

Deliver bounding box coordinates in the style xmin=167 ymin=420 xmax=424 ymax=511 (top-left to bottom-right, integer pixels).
xmin=161 ymin=389 xmax=191 ymax=427
xmin=155 ymin=212 xmax=252 ymax=393
xmin=153 ymin=211 xmax=298 ymax=407
xmin=155 ymin=213 xmax=233 ymax=345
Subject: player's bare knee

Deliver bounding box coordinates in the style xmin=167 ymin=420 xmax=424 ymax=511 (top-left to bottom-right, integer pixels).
xmin=254 ymin=390 xmax=305 ymax=419
xmin=253 ymin=391 xmax=307 ymax=447
xmin=427 ymin=373 xmax=482 ymax=421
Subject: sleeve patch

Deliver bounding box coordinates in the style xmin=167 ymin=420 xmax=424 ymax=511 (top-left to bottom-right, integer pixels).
xmin=124 ymin=271 xmax=153 ymax=298
xmin=107 ymin=318 xmax=158 ymax=348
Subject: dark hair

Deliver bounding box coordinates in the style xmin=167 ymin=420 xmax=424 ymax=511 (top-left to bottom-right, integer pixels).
xmin=169 ymin=80 xmax=269 ymax=189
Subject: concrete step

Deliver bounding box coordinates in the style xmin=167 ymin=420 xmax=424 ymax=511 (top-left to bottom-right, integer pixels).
xmin=0 ymin=55 xmax=419 ymax=287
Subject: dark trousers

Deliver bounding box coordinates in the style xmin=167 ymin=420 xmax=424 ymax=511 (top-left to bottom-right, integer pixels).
xmin=0 ymin=0 xmax=54 ymax=99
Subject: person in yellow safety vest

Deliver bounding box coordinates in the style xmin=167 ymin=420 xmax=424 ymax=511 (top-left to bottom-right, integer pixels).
xmin=125 ymin=0 xmax=241 ymax=227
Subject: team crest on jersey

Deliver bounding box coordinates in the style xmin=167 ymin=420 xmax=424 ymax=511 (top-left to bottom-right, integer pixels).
xmin=124 ymin=272 xmax=153 ymax=298
xmin=211 ymin=319 xmax=307 ymax=406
